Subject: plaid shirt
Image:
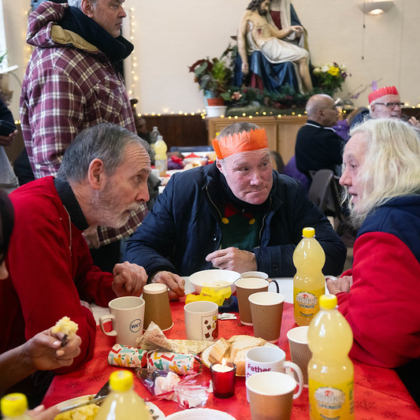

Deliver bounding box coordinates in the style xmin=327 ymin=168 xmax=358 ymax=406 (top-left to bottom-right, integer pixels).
xmin=20 ymin=2 xmax=147 ymax=246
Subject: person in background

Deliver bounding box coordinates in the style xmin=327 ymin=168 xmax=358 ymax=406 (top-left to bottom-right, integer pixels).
xmin=295 ymin=94 xmax=344 ymax=177
xmin=326 ymin=118 xmax=420 ymax=404
xmin=350 ymin=85 xmax=420 ymax=129
xmin=0 ymin=124 xmax=151 ymax=405
xmin=20 ymin=0 xmax=146 ymax=270
xmin=124 ymin=122 xmax=346 ymax=296
xmin=0 ymin=190 xmax=81 ymax=419
xmin=0 ymin=97 xmax=19 ymax=193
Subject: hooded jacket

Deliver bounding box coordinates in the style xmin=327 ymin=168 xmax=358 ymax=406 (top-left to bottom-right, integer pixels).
xmin=337 ymin=194 xmax=420 ymax=367
xmin=125 ymin=163 xmax=347 ymax=277
xmin=19 ymin=2 xmax=145 ymax=246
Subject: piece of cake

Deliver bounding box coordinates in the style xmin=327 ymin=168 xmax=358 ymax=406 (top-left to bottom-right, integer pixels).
xmin=208 ymin=338 xmax=230 ymax=364
xmin=51 ymin=316 xmax=78 ymax=338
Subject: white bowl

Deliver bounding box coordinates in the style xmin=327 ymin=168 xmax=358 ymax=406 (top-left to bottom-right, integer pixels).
xmin=189 ymin=269 xmax=240 ymax=294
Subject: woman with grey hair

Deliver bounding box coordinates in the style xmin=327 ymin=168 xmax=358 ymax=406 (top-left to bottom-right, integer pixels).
xmin=327 ymin=118 xmax=420 ymax=374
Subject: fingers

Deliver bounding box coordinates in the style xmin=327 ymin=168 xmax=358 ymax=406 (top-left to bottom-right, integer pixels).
xmin=154 ymin=271 xmax=185 ymax=299
xmin=113 ymin=262 xmax=147 ymax=296
xmin=55 ymin=334 xmax=82 ymax=361
xmin=0 ymin=135 xmax=13 ymax=146
xmin=29 ymin=404 xmax=60 ymax=420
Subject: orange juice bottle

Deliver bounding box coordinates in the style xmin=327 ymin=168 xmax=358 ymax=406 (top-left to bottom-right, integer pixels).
xmin=308 ymin=295 xmax=354 ymax=420
xmin=293 ymin=227 xmax=325 ymax=326
xmin=154 ymin=135 xmax=167 ymax=176
xmin=96 ymin=371 xmax=151 ymax=420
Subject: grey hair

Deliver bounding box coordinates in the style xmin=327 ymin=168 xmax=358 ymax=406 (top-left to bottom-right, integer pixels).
xmin=57 ymin=123 xmax=151 ymax=183
xmin=67 ymin=0 xmax=97 ymax=10
xmin=216 ymin=122 xmax=261 ymax=140
xmin=344 ymin=118 xmax=420 ymax=228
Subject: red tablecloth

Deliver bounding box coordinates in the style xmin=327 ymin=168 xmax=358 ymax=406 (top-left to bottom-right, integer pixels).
xmin=43 ymin=301 xmax=420 ymax=419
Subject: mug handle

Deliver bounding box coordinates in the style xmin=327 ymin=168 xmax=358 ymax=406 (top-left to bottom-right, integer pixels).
xmin=99 ymin=314 xmax=117 ymax=337
xmin=268 ymin=279 xmax=280 ymax=293
xmin=283 ymin=361 xmax=303 ymax=399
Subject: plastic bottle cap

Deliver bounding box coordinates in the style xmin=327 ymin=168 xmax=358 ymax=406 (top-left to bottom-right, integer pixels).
xmin=109 ymin=370 xmax=133 ymax=392
xmin=1 ymin=393 xmax=28 ymax=417
xmin=302 ymin=227 xmax=315 ymax=238
xmin=157 ymin=135 xmax=163 ymax=141
xmin=319 ymin=294 xmax=337 ymax=309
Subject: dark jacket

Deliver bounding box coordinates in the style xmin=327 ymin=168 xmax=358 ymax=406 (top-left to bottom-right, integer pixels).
xmin=124 ymin=164 xmax=346 ymax=277
xmin=295 ymin=120 xmax=344 ymax=176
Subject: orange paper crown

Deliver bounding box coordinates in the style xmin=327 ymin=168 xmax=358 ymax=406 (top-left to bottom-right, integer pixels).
xmin=212 ymin=128 xmax=268 ymax=159
xmin=368 ymin=86 xmax=399 ymax=104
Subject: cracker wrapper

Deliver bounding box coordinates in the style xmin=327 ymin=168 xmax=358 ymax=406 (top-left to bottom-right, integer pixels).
xmin=147 ymin=351 xmax=202 ymax=375
xmin=108 ymin=344 xmax=147 ymax=368
xmin=168 ymin=339 xmax=213 ymax=355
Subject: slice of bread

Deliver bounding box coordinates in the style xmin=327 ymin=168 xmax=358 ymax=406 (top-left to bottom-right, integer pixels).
xmin=209 ymin=337 xmax=230 ymax=364
xmin=233 ymin=348 xmax=251 ymax=376
xmin=229 ymin=336 xmax=266 ymax=362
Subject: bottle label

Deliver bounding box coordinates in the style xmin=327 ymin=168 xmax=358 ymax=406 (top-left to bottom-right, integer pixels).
xmin=309 ymin=379 xmax=354 ymax=420
xmin=295 ymin=289 xmax=323 ymax=319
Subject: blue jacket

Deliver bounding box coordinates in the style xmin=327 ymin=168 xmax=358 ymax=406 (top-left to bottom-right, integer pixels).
xmin=124 ymin=164 xmax=346 ymax=277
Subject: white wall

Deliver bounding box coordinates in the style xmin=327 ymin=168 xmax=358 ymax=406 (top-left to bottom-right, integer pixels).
xmin=3 ymin=0 xmax=420 ymax=117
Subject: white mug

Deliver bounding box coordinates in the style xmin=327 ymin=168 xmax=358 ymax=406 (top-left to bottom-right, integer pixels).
xmin=246 ymin=346 xmax=303 ymax=401
xmin=184 ymin=301 xmax=218 ymax=341
xmin=99 ymin=296 xmax=145 ymax=347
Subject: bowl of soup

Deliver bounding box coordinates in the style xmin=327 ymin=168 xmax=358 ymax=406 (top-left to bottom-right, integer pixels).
xmin=189 ymin=269 xmax=240 ymax=294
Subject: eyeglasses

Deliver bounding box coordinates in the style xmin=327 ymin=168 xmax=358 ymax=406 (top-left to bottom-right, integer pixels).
xmin=374 ymin=102 xmax=404 ymax=109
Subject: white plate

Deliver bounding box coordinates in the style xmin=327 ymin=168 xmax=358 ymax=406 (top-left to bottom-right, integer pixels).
xmin=201 ymin=342 xmax=279 ymax=375
xmin=55 ymin=395 xmax=165 ymax=419
xmin=166 ymin=408 xmax=236 ymax=420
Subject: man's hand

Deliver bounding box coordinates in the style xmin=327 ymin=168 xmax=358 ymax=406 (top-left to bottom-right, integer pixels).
xmin=112 ymin=262 xmax=147 ymax=297
xmin=326 ymin=275 xmax=352 ymax=295
xmin=0 ymin=130 xmax=17 ymax=147
xmin=205 ymin=247 xmax=257 ymax=272
xmin=29 ymin=404 xmax=60 ymax=420
xmin=22 ymin=329 xmax=82 ymax=372
xmin=152 ymin=271 xmax=185 ymax=300
xmin=241 ymin=62 xmax=249 ymax=76
xmin=408 ymin=116 xmax=420 ymax=128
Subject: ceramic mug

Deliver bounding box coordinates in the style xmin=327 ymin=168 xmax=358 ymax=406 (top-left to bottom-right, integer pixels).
xmin=246 ymin=346 xmax=303 ymax=393
xmin=184 ymin=301 xmax=218 ymax=341
xmin=99 ymin=296 xmax=145 ymax=347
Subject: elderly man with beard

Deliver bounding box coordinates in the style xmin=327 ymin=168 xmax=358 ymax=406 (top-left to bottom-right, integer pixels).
xmin=0 ymin=123 xmax=161 ymax=404
xmin=237 ymin=0 xmax=313 ymax=92
xmin=125 ymin=122 xmax=346 ymax=293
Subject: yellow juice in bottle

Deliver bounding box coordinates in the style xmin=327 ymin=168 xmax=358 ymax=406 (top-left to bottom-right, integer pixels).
xmin=308 ymin=295 xmax=354 ymax=420
xmin=293 ymin=227 xmax=326 ymax=326
xmin=95 ymin=371 xmax=151 ymax=420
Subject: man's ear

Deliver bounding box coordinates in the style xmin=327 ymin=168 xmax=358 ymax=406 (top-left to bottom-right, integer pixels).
xmin=88 ymin=159 xmax=106 ymax=190
xmin=216 ymin=158 xmax=224 ymax=173
xmin=370 ymin=104 xmax=376 ymax=116
xmin=81 ymin=0 xmax=95 ymax=18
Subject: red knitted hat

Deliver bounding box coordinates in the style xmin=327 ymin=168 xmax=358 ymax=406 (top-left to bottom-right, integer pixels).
xmin=368 ymin=86 xmax=399 ymax=104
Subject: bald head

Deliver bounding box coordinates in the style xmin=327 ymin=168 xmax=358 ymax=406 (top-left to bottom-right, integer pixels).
xmin=306 ymin=94 xmax=339 ymax=127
